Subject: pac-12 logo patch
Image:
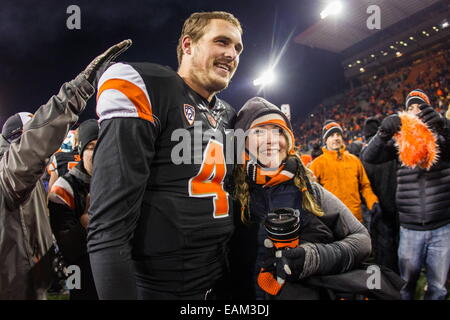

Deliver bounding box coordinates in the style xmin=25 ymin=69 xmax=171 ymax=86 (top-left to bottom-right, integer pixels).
xmin=183 ymin=104 xmax=195 ymax=125
xmin=206 ymin=113 xmax=218 ymax=128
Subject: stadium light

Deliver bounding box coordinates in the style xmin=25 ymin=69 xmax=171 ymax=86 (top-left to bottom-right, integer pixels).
xmin=442 ymin=21 xmax=448 ymax=29
xmin=396 ymin=52 xmax=402 ymax=58
xmin=359 ymin=67 xmax=365 ymax=73
xmin=320 ymin=1 xmax=342 ymax=19
xmin=253 ymin=69 xmax=276 ymax=87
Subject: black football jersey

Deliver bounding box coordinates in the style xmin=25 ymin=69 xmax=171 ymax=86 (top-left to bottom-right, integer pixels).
xmin=47 ymin=151 xmax=80 ymax=177
xmin=88 ymin=62 xmax=236 ymax=294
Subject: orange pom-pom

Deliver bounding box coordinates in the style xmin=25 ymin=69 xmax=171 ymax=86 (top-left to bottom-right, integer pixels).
xmin=394 ymin=112 xmax=439 ymax=170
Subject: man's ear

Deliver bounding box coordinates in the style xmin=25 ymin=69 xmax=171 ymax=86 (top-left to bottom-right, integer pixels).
xmin=181 ymin=35 xmax=193 ymax=56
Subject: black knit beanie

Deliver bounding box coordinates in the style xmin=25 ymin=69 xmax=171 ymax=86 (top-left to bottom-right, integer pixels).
xmin=78 ymin=119 xmax=99 ymax=156
xmin=405 ymin=89 xmax=430 ymax=110
xmin=322 ymin=120 xmax=343 ymax=143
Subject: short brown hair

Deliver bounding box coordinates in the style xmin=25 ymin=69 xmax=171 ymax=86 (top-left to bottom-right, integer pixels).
xmin=176 ymin=11 xmax=243 ymax=66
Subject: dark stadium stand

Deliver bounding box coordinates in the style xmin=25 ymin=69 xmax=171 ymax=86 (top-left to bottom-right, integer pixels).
xmin=292 ymin=0 xmax=450 ymax=153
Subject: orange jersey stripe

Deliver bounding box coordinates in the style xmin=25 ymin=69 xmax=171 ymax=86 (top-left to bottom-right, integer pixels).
xmin=97 ymin=78 xmax=154 ymax=123
xmin=51 ymin=186 xmax=75 ymax=209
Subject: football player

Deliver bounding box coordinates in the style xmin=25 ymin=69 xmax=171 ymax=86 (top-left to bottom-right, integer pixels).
xmin=88 ymin=11 xmax=243 ymax=299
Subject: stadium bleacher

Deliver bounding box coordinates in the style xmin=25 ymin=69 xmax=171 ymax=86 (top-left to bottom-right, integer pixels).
xmin=294 ymin=23 xmax=449 ymax=153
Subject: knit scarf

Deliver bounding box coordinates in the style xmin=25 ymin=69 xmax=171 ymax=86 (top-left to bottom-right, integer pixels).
xmin=245 ymin=151 xmax=298 ymax=187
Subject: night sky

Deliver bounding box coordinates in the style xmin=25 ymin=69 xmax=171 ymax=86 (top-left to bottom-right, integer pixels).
xmin=0 ymin=0 xmax=346 ymax=128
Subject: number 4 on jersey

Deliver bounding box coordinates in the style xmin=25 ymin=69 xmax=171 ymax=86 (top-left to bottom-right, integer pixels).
xmin=189 ymin=139 xmax=229 ymax=218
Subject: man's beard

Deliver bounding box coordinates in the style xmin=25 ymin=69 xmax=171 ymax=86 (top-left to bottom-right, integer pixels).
xmin=191 ymin=57 xmax=233 ymax=94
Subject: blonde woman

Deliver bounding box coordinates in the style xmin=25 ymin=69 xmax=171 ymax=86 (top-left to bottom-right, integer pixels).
xmin=229 ymin=97 xmax=372 ymax=300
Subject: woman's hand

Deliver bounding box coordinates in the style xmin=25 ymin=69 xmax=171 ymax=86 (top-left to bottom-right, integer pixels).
xmin=275 ymin=246 xmax=306 ymax=282
xmin=264 ymin=238 xmax=306 ymax=283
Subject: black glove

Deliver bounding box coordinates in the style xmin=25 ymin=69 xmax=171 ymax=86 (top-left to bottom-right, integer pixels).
xmin=368 ymin=203 xmax=382 ymax=233
xmin=418 ymin=103 xmax=446 ymax=133
xmin=52 ymin=245 xmax=69 ymax=282
xmin=261 ymin=238 xmax=276 ymax=270
xmin=370 ymin=202 xmax=382 ymax=215
xmin=81 ymin=39 xmax=132 ymax=87
xmin=275 ymin=246 xmax=306 ymax=281
xmin=257 ymin=239 xmax=285 ymax=295
xmin=379 ymin=114 xmax=401 ymax=141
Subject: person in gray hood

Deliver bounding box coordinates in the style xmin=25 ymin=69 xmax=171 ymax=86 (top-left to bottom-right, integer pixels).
xmin=0 ymin=39 xmax=131 ymax=299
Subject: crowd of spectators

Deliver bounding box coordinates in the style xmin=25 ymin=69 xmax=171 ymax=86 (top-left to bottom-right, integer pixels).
xmin=294 ymin=48 xmax=450 ymax=152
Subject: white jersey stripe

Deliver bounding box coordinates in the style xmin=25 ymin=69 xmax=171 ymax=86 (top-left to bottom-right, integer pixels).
xmin=96 ymin=63 xmax=152 ymax=123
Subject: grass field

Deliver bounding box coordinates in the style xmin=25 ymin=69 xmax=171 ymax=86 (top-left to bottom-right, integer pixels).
xmin=45 ymin=272 xmax=448 ymax=300
xmin=415 ymin=271 xmax=450 ymax=300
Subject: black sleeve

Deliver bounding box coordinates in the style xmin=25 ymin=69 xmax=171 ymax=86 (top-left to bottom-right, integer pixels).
xmin=360 ymin=134 xmax=398 ymax=164
xmin=48 ymin=201 xmax=87 ymax=263
xmin=436 ymin=118 xmax=450 ymax=162
xmin=87 ymin=118 xmax=156 ymax=299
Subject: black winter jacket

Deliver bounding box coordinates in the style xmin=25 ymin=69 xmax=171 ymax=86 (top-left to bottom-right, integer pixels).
xmin=361 ymin=158 xmax=398 ymax=221
xmin=48 ymin=162 xmax=98 ymax=300
xmin=361 ymin=133 xmax=450 ymax=230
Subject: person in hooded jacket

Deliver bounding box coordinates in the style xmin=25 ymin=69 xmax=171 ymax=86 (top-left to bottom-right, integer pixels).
xmin=229 ymin=97 xmax=373 ymax=300
xmin=0 ymin=40 xmax=131 ymax=299
xmin=48 ymin=119 xmax=99 ymax=300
